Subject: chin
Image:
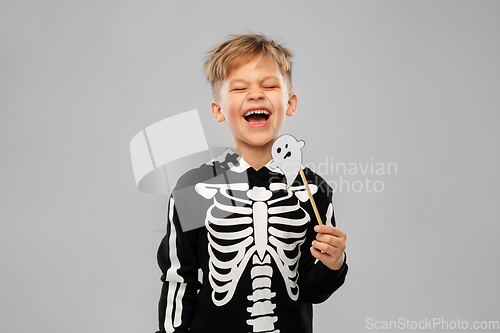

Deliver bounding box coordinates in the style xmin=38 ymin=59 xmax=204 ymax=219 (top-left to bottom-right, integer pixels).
xmin=245 ymin=136 xmax=275 ymax=148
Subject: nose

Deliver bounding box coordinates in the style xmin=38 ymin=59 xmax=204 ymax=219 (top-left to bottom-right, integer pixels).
xmin=246 ymin=86 xmax=265 ymax=101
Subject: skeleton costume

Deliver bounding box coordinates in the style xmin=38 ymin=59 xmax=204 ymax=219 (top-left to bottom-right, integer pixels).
xmin=156 ymin=149 xmax=348 ymax=333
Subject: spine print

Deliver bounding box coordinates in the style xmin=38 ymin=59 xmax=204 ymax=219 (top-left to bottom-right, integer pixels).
xmin=246 ymin=190 xmax=279 ymax=333
xmin=247 ymin=254 xmax=279 ymax=333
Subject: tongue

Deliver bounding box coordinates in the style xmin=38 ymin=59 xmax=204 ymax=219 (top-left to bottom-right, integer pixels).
xmin=246 ymin=114 xmax=267 ymax=123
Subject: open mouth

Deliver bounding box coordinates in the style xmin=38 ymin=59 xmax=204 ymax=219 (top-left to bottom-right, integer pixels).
xmin=243 ymin=109 xmax=270 ymax=124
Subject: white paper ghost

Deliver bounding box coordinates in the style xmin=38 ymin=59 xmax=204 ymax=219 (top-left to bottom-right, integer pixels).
xmin=270 ymin=134 xmax=305 ymax=189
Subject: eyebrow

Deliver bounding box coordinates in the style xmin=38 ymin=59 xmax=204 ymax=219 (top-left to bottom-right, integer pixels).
xmin=229 ymin=76 xmax=280 ymax=84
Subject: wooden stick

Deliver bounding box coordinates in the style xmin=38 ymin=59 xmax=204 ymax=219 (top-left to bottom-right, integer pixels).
xmin=299 ymin=168 xmax=323 ymax=225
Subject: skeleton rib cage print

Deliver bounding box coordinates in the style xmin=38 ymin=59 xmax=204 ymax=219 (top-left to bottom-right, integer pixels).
xmin=196 ymin=180 xmax=318 ymax=332
xmin=157 ymin=150 xmax=346 ymax=333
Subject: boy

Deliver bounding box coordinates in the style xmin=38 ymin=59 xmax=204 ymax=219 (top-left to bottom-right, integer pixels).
xmin=156 ymin=34 xmax=347 ymax=333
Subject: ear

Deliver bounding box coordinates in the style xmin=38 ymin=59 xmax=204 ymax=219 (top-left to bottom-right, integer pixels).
xmin=211 ymin=101 xmax=225 ymax=122
xmin=286 ymin=93 xmax=298 ymax=117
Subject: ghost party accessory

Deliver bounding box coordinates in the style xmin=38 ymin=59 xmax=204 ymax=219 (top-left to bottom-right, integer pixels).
xmin=271 ymin=134 xmax=323 ymax=225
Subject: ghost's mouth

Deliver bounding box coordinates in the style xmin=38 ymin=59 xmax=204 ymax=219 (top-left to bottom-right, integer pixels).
xmin=284 ymin=151 xmax=291 ymax=159
xmin=243 ymin=110 xmax=270 ymax=124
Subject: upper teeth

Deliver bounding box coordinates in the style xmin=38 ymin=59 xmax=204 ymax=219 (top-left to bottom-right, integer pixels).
xmin=244 ymin=110 xmax=269 ymax=117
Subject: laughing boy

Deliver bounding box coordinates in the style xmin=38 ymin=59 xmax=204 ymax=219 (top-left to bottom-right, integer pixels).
xmin=156 ymin=34 xmax=348 ymax=333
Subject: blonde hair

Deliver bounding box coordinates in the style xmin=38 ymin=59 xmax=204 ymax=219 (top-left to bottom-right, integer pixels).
xmin=203 ymin=33 xmax=293 ymax=100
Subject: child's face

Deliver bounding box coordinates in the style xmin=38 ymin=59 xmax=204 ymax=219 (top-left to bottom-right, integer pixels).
xmin=211 ymin=55 xmax=297 ymax=151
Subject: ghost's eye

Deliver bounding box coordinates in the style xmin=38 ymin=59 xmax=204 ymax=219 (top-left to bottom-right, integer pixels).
xmin=285 ymin=144 xmax=288 ymax=148
xmin=277 ymin=148 xmax=281 ymax=154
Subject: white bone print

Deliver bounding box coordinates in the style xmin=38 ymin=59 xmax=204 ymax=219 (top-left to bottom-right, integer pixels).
xmin=195 ymin=181 xmax=318 ymax=332
xmin=246 ymin=187 xmax=277 ymax=332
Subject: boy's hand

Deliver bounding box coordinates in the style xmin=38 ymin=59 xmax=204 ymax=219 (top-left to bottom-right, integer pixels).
xmin=311 ymin=225 xmax=346 ymax=271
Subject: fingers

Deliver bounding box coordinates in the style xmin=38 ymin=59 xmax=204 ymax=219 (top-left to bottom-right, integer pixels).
xmin=314 ymin=225 xmax=346 ymax=250
xmin=311 ymin=224 xmax=347 ymax=270
xmin=314 ymin=224 xmax=346 ymax=240
xmin=310 ymin=245 xmax=327 ymax=260
xmin=311 ymin=238 xmax=345 ymax=255
xmin=310 ymin=245 xmax=344 ymax=271
xmin=315 ymin=233 xmax=346 ymax=251
xmin=311 ymin=240 xmax=331 ymax=255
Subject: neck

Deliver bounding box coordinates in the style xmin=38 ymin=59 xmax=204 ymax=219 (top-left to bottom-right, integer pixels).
xmin=234 ymin=140 xmax=274 ymax=171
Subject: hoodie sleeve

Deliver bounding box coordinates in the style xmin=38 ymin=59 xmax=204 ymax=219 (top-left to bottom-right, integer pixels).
xmin=297 ymin=169 xmax=348 ymax=304
xmin=156 ymin=196 xmax=201 ymax=333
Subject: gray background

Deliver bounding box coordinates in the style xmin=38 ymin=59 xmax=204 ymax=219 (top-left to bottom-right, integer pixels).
xmin=1 ymin=1 xmax=499 ymax=332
